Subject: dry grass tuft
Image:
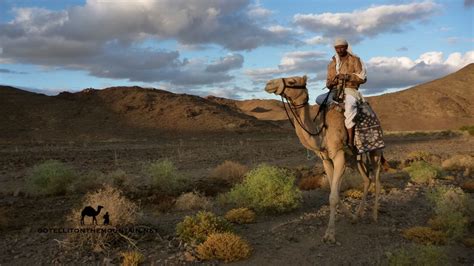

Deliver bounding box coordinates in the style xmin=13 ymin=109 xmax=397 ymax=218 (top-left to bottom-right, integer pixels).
xmin=298 ymin=176 xmax=321 ymax=191
xmin=224 ymin=208 xmax=256 ymax=224
xmin=344 ymin=189 xmax=363 ymax=199
xmin=176 ymin=211 xmax=233 ymax=244
xmin=461 ymin=180 xmax=474 ymax=192
xmin=406 ymin=150 xmax=432 ymax=162
xmin=441 ymin=154 xmax=474 ymax=171
xmin=65 ymin=185 xmax=140 ymax=251
xmin=174 ymin=191 xmax=212 ymax=211
xmin=402 ymin=226 xmax=447 ymax=245
xmin=196 ymin=232 xmax=252 ymax=263
xmin=120 ymin=250 xmax=144 ymax=266
xmin=462 ymin=237 xmax=474 ymax=248
xmin=210 ymin=161 xmax=248 ymax=185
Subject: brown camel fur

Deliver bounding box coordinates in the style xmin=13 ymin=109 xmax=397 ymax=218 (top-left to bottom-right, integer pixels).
xmin=265 ymin=76 xmax=383 ymax=243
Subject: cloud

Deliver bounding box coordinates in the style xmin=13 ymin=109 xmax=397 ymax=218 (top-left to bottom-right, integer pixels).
xmin=465 ymin=0 xmax=474 ymax=7
xmin=206 ymin=54 xmax=244 ymax=72
xmin=0 ymin=68 xmax=27 ymax=74
xmin=245 ymin=50 xmax=327 ymax=83
xmin=293 ymin=1 xmax=439 ymax=43
xmin=304 ymin=35 xmax=330 ymax=45
xmin=396 ymin=46 xmax=408 ymax=52
xmin=363 ymin=50 xmax=474 ymax=93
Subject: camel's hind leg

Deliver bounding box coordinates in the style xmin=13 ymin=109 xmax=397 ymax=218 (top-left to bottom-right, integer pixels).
xmin=355 ymin=153 xmax=372 ymax=220
xmin=371 ymin=151 xmax=382 ymax=222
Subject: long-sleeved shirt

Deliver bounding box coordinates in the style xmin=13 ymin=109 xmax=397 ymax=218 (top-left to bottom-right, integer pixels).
xmin=326 ymin=54 xmax=366 ymax=89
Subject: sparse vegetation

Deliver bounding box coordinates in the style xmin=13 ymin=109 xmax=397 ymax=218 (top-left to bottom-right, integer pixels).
xmin=426 ymin=186 xmax=469 ymax=240
xmin=174 ymin=191 xmax=212 ymax=211
xmin=145 ymin=159 xmax=188 ymax=194
xmin=406 ymin=151 xmax=431 ymax=162
xmin=66 ymin=185 xmax=140 ymax=251
xmin=120 ymin=250 xmax=144 ymax=266
xmin=210 ymin=160 xmax=248 ymax=185
xmin=462 ymin=237 xmax=474 ymax=248
xmin=26 ymin=160 xmax=76 ymax=196
xmin=223 ymin=165 xmax=302 ymax=213
xmin=341 ymin=168 xmax=364 ymax=191
xmin=388 ymin=245 xmax=447 ymax=266
xmin=461 ymin=180 xmax=474 ymax=192
xmin=402 ymin=226 xmax=447 ymax=245
xmin=176 ymin=211 xmax=233 ymax=244
xmin=404 ymin=161 xmax=440 ymax=184
xmin=459 ymin=125 xmax=474 ymax=136
xmin=224 ymin=208 xmax=256 ymax=224
xmin=196 ymin=232 xmax=252 ymax=263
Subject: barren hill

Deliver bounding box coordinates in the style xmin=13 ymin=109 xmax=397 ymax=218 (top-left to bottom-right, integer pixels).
xmin=226 ymin=64 xmax=474 ymax=131
xmin=367 ymin=63 xmax=474 ymax=131
xmin=0 ymin=86 xmax=280 ymax=141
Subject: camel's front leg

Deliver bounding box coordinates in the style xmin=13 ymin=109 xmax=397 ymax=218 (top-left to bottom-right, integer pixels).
xmin=323 ymin=149 xmax=345 ymax=243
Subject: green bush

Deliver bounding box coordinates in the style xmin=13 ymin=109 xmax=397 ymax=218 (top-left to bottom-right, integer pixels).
xmin=69 ymin=169 xmax=129 ymax=193
xmin=26 ymin=160 xmax=76 ymax=195
xmin=223 ymin=165 xmax=302 ymax=213
xmin=426 ymin=186 xmax=469 ymax=240
xmin=404 ymin=161 xmax=440 ymax=184
xmin=176 ymin=211 xmax=233 ymax=244
xmin=145 ymin=159 xmax=188 ymax=194
xmin=389 ymin=245 xmax=447 ymax=266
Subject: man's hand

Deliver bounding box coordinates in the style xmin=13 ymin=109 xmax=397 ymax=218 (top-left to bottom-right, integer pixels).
xmin=336 ymin=73 xmax=350 ymax=81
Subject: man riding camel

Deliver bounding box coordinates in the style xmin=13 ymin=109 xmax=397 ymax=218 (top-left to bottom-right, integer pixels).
xmin=316 ymin=38 xmax=367 ymax=149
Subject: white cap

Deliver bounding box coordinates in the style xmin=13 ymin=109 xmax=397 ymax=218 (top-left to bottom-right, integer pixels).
xmin=334 ymin=38 xmax=348 ymax=46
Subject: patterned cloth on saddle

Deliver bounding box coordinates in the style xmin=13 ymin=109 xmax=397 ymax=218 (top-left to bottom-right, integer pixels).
xmin=353 ymin=101 xmax=385 ymax=154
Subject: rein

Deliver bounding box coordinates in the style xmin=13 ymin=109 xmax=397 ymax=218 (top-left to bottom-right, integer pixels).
xmin=280 ymin=79 xmax=325 ymax=136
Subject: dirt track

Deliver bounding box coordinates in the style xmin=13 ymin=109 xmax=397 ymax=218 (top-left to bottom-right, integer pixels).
xmin=0 ymin=132 xmax=473 ymax=265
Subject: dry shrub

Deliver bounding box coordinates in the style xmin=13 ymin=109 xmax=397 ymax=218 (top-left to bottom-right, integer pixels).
xmin=402 ymin=226 xmax=447 ymax=245
xmin=223 ymin=165 xmax=302 ymax=213
xmin=224 ymin=208 xmax=256 ymax=224
xmin=174 ymin=191 xmax=212 ymax=211
xmin=210 ymin=160 xmax=248 ymax=185
xmin=121 ymin=250 xmax=144 ymax=266
xmin=388 ymin=244 xmax=447 ymax=266
xmin=298 ymin=176 xmax=321 ymax=191
xmin=26 ymin=160 xmax=76 ymax=196
xmin=462 ymin=237 xmax=474 ymax=248
xmin=344 ymin=189 xmax=363 ymax=199
xmin=404 ymin=161 xmax=440 ymax=184
xmin=145 ymin=159 xmax=189 ymax=194
xmin=461 ymin=180 xmax=474 ymax=192
xmin=65 ymin=185 xmax=139 ymax=251
xmin=176 ymin=211 xmax=233 ymax=244
xmin=441 ymin=154 xmax=474 ymax=171
xmin=406 ymin=151 xmax=431 ymax=163
xmin=196 ymin=232 xmax=251 ymax=263
xmin=426 ymin=186 xmax=469 ymax=240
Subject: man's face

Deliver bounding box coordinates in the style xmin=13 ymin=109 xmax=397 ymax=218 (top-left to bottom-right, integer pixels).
xmin=335 ymin=45 xmax=348 ymax=57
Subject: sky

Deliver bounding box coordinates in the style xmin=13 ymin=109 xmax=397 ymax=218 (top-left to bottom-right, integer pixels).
xmin=0 ymin=0 xmax=473 ymax=100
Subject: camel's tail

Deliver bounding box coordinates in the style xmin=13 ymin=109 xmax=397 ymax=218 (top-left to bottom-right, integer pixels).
xmin=381 ymin=154 xmax=390 ymax=172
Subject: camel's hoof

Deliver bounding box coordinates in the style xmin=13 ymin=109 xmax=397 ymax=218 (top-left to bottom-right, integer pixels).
xmin=323 ymin=231 xmax=336 ymax=244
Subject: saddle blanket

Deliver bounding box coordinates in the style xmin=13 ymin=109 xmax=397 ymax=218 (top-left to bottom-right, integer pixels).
xmin=353 ymin=101 xmax=385 ymax=154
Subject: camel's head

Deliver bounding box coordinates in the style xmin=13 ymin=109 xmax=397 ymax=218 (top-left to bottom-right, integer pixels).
xmin=97 ymin=205 xmax=104 ymax=210
xmin=265 ymin=75 xmax=309 ymax=105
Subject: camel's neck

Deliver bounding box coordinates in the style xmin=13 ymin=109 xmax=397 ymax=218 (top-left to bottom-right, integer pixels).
xmin=291 ymin=103 xmax=322 ymax=151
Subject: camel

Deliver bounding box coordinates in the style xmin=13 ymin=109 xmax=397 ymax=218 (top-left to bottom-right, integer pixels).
xmin=80 ymin=205 xmax=104 ymax=225
xmin=265 ymin=76 xmax=384 ymax=243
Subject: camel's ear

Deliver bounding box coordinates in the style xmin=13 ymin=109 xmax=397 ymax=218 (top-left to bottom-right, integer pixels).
xmin=303 ymin=75 xmax=307 ymax=83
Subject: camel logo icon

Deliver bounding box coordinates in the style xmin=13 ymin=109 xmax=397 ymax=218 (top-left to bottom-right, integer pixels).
xmin=80 ymin=205 xmax=110 ymax=225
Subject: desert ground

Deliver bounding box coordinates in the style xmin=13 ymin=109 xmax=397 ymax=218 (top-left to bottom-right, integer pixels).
xmin=0 ymin=130 xmax=473 ymax=265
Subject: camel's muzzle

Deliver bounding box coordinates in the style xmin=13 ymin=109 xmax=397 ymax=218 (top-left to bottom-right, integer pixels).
xmin=264 ymin=78 xmax=285 ymax=95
